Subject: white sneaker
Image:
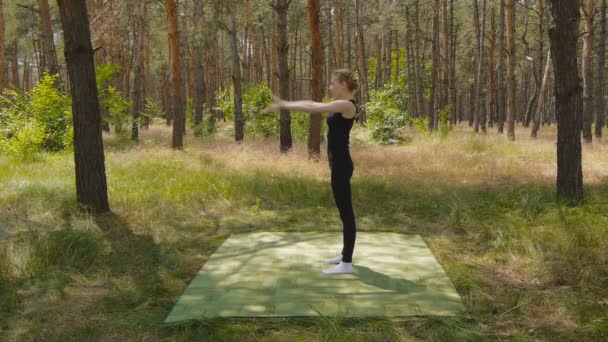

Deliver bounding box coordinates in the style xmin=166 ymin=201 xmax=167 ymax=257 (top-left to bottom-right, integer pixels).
xmin=323 ymin=261 xmax=353 ymax=275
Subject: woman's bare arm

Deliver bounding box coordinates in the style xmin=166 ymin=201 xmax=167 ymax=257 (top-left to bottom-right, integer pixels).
xmin=266 ymin=99 xmax=355 ymax=118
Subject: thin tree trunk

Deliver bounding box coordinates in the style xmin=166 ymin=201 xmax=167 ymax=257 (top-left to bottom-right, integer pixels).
xmin=497 ymin=0 xmax=506 ymax=133
xmin=274 ymin=0 xmax=293 ymax=153
xmin=506 ymin=0 xmax=516 ymax=140
xmin=581 ymin=0 xmax=594 ymax=143
xmin=594 ymin=0 xmax=606 ymax=138
xmin=354 ymin=0 xmax=367 ymax=123
xmin=131 ymin=0 xmax=146 ymax=141
xmin=229 ymin=12 xmax=244 ymax=142
xmin=531 ymin=51 xmax=551 ymax=138
xmin=0 ymin=0 xmax=5 ymax=93
xmin=38 ymin=0 xmax=60 ymax=77
xmin=165 ymin=0 xmax=184 ymax=149
xmin=429 ymin=0 xmax=440 ymax=131
xmin=193 ymin=0 xmax=205 ymax=128
xmin=441 ymin=0 xmax=449 ymax=110
xmin=307 ymin=0 xmax=323 ymax=158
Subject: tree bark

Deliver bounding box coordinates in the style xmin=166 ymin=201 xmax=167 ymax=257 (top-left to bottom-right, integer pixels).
xmin=548 ymin=0 xmax=584 ymax=204
xmin=38 ymin=0 xmax=60 ymax=77
xmin=506 ymin=0 xmax=516 ymax=140
xmin=531 ymin=51 xmax=551 ymax=138
xmin=595 ymin=0 xmax=606 ymax=138
xmin=354 ymin=0 xmax=367 ymax=123
xmin=57 ymin=0 xmax=110 ymax=213
xmin=131 ymin=0 xmax=146 ymax=141
xmin=307 ymin=0 xmax=323 ymax=159
xmin=193 ymin=0 xmax=205 ymax=128
xmin=0 ymin=0 xmax=5 ymax=93
xmin=497 ymin=0 xmax=506 ymax=133
xmin=165 ymin=0 xmax=185 ymax=149
xmin=429 ymin=0 xmax=440 ymax=130
xmin=581 ymin=0 xmax=594 ymax=143
xmin=229 ymin=12 xmax=244 ymax=142
xmin=274 ymin=0 xmax=293 ymax=153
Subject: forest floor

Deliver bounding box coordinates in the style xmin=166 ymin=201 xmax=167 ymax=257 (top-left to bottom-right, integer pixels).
xmin=1 ymin=120 xmax=607 ymax=341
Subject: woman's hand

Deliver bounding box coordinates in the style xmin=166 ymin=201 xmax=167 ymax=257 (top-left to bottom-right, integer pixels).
xmin=263 ymin=95 xmax=283 ymax=113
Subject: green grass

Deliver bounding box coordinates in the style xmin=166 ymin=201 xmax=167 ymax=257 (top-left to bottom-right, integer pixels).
xmin=0 ymin=123 xmax=607 ymax=341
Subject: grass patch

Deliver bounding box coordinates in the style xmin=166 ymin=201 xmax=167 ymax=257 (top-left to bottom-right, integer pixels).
xmin=1 ymin=123 xmax=607 ymax=340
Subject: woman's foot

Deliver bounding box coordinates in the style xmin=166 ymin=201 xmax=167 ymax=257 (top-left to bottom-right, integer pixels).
xmin=323 ymin=261 xmax=353 ymax=275
xmin=325 ymin=255 xmax=343 ymax=264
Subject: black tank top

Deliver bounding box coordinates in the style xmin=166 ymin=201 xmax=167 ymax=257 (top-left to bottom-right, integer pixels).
xmin=327 ymin=99 xmax=357 ymax=168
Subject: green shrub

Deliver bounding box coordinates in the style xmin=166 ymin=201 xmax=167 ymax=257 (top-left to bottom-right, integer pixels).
xmin=367 ymin=80 xmax=409 ymax=144
xmin=96 ymin=63 xmax=131 ymax=134
xmin=0 ymin=73 xmax=72 ymax=158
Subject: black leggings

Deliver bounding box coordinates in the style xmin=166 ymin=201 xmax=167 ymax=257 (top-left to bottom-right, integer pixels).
xmin=330 ymin=161 xmax=356 ymax=263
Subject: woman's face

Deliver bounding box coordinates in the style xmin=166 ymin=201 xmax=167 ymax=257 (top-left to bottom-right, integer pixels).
xmin=329 ymin=76 xmax=348 ymax=98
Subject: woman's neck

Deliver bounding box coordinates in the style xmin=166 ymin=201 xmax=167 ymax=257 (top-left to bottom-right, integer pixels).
xmin=334 ymin=93 xmax=353 ymax=100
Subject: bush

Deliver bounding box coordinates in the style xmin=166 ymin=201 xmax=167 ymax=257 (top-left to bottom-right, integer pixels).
xmin=0 ymin=73 xmax=72 ymax=158
xmin=96 ymin=63 xmax=131 ymax=134
xmin=367 ymin=79 xmax=409 ymax=144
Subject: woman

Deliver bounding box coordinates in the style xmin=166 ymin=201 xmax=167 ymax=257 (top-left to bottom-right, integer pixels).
xmin=266 ymin=69 xmax=358 ymax=275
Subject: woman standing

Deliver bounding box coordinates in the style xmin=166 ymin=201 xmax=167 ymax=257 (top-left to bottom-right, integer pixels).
xmin=266 ymin=69 xmax=358 ymax=275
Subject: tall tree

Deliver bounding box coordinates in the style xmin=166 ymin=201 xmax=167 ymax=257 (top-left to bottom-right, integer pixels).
xmin=429 ymin=0 xmax=440 ymax=130
xmin=228 ymin=11 xmax=244 ymax=142
xmin=0 ymin=0 xmax=4 ymax=93
xmin=594 ymin=0 xmax=606 ymax=138
xmin=505 ymin=0 xmax=516 ymax=140
xmin=38 ymin=0 xmax=59 ymax=76
xmin=165 ymin=0 xmax=185 ymax=149
xmin=333 ymin=0 xmax=345 ymax=68
xmin=273 ymin=0 xmax=293 ymax=153
xmin=548 ymin=0 xmax=584 ymax=204
xmin=497 ymin=0 xmax=506 ymax=133
xmin=307 ymin=0 xmax=323 ymax=158
xmin=581 ymin=0 xmax=594 ymax=143
xmin=354 ymin=0 xmax=367 ymax=123
xmin=57 ymin=0 xmax=110 ymax=213
xmin=531 ymin=51 xmax=551 ymax=138
xmin=131 ymin=0 xmax=146 ymax=141
xmin=193 ymin=0 xmax=206 ymax=129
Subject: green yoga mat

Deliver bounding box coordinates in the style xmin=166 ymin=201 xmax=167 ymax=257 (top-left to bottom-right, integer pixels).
xmin=164 ymin=232 xmax=465 ymax=323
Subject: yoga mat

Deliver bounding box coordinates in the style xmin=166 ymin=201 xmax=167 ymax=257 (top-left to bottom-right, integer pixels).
xmin=164 ymin=231 xmax=465 ymax=323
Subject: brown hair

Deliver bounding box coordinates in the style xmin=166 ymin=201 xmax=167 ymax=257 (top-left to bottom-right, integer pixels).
xmin=331 ymin=69 xmax=359 ymax=92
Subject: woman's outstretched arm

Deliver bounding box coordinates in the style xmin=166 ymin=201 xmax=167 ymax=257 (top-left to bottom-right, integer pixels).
xmin=265 ymin=97 xmax=355 ymax=118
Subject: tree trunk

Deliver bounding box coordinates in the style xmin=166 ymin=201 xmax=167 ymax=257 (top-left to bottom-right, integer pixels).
xmin=307 ymin=0 xmax=323 ymax=159
xmin=165 ymin=0 xmax=184 ymax=149
xmin=193 ymin=0 xmax=205 ymax=128
xmin=374 ymin=0 xmax=382 ymax=89
xmin=594 ymin=0 xmax=606 ymax=138
xmin=57 ymin=0 xmax=110 ymax=213
xmin=581 ymin=0 xmax=594 ymax=143
xmin=274 ymin=0 xmax=293 ymax=153
xmin=0 ymin=0 xmax=4 ymax=93
xmin=354 ymin=0 xmax=367 ymax=123
xmin=442 ymin=0 xmax=449 ymax=110
xmin=497 ymin=0 xmax=506 ymax=133
xmin=429 ymin=0 xmax=440 ymax=131
xmin=229 ymin=12 xmax=244 ymax=142
xmin=506 ymin=0 xmax=516 ymax=140
xmin=531 ymin=51 xmax=551 ymax=138
xmin=131 ymin=0 xmax=146 ymax=141
xmin=38 ymin=0 xmax=60 ymax=77
xmin=548 ymin=0 xmax=584 ymax=204
xmin=489 ymin=4 xmax=497 ymax=128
